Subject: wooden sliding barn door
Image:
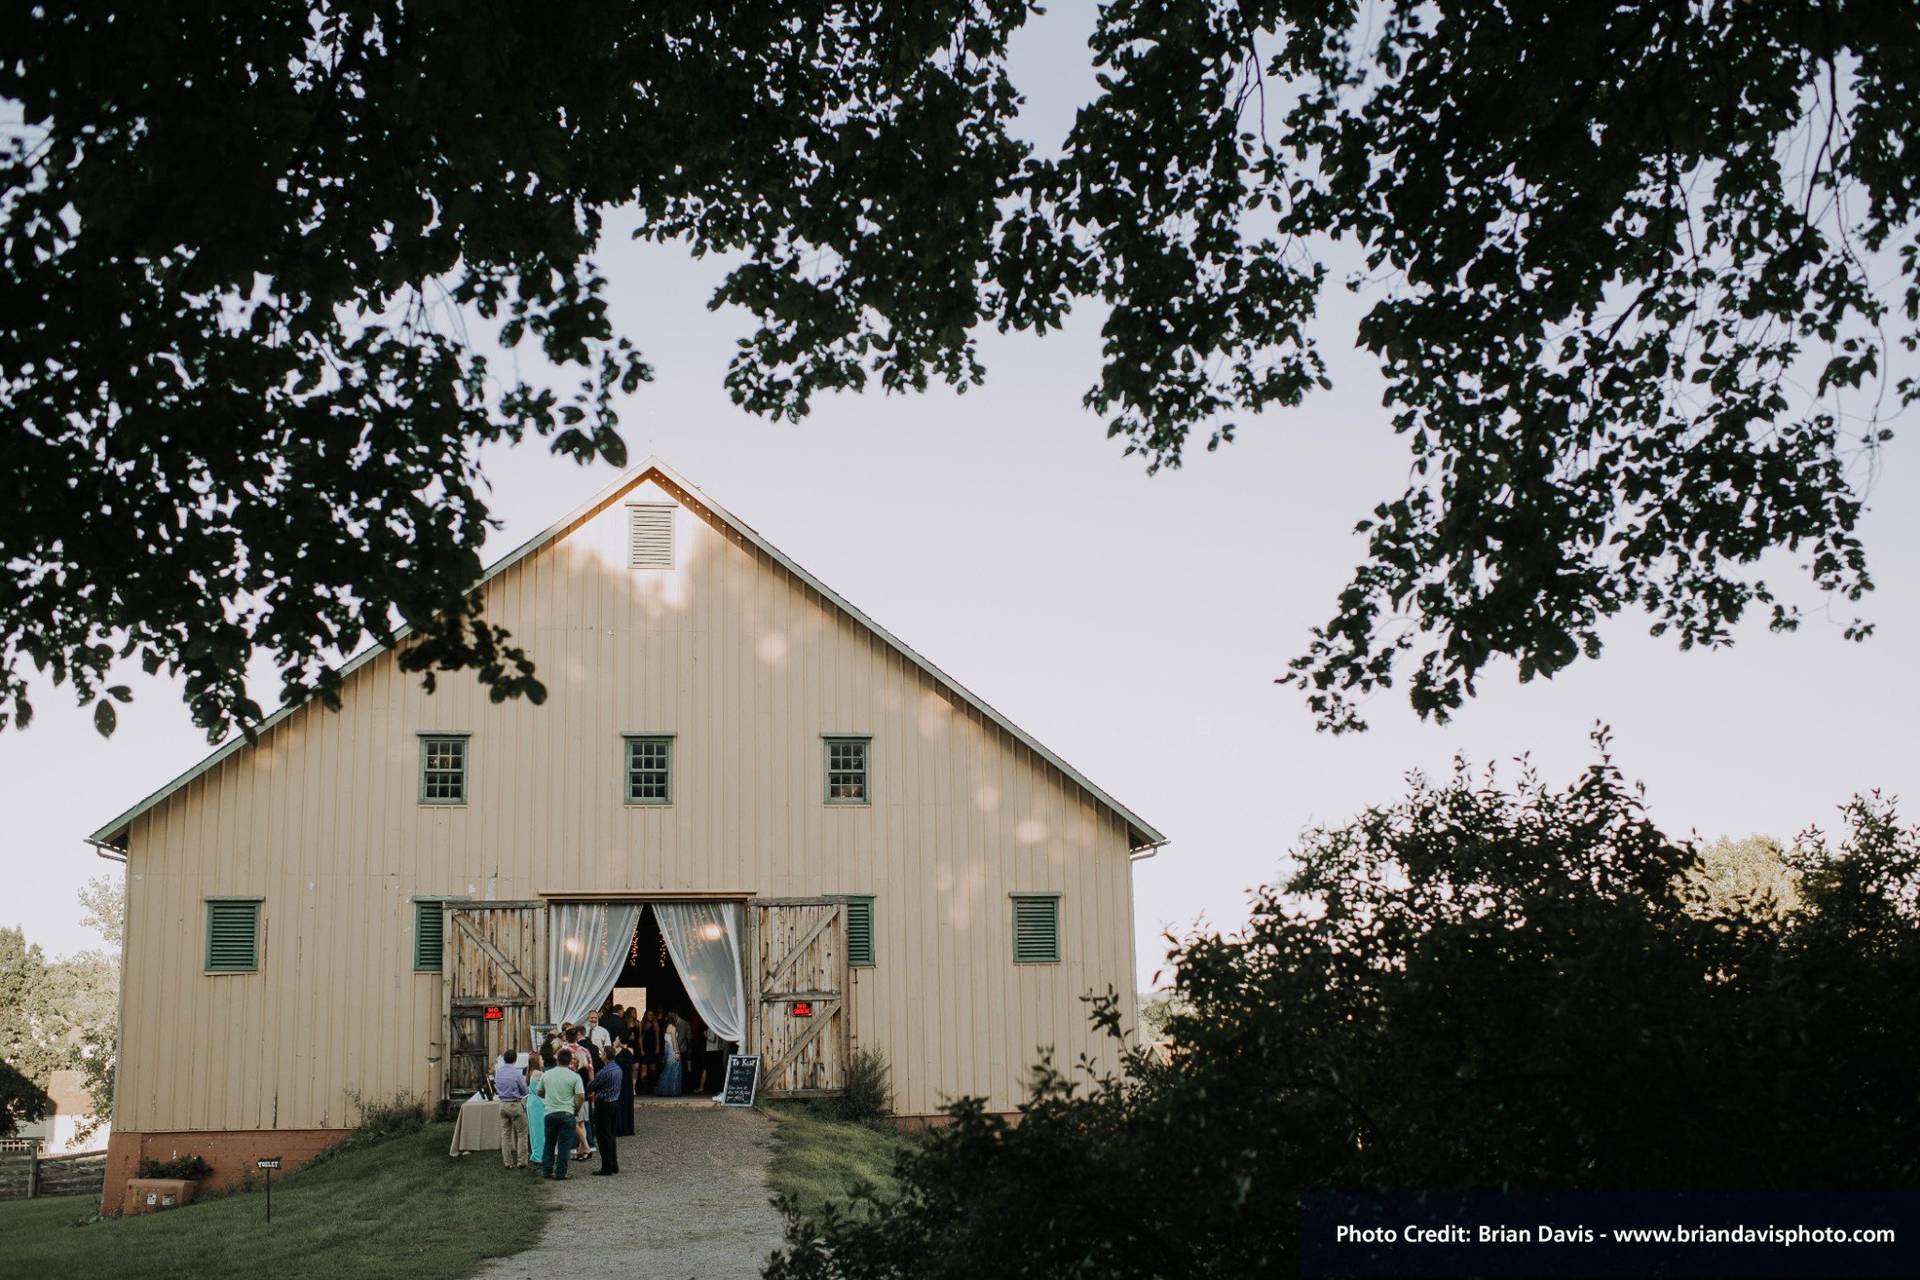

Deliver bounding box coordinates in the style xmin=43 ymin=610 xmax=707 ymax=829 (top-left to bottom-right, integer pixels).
xmin=442 ymin=901 xmax=545 ymax=1100
xmin=751 ymin=898 xmax=849 ymax=1096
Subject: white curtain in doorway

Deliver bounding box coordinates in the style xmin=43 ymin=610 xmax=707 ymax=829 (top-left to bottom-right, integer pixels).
xmin=652 ymin=901 xmax=745 ymax=1043
xmin=548 ymin=902 xmax=643 ymax=1027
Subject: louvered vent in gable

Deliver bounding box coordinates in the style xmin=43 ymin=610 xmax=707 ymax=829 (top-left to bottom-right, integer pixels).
xmin=628 ymin=502 xmax=675 ymax=569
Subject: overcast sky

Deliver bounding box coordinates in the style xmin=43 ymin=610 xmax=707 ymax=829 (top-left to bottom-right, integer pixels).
xmin=6 ymin=9 xmax=1917 ymax=991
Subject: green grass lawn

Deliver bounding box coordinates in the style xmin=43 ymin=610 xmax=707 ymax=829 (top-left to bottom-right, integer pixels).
xmin=763 ymin=1104 xmax=911 ymax=1219
xmin=0 ymin=1122 xmax=547 ymax=1280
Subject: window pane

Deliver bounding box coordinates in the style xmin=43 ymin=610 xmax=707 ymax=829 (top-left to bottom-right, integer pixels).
xmin=825 ymin=739 xmax=868 ymax=802
xmin=421 ymin=736 xmax=468 ymax=803
xmin=626 ymin=737 xmax=671 ymax=803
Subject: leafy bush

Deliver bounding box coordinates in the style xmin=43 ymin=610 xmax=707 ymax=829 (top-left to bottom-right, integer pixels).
xmin=829 ymin=1050 xmax=893 ymax=1125
xmin=767 ymin=738 xmax=1920 ymax=1278
xmin=771 ymin=1051 xmax=893 ymax=1129
xmin=347 ymin=1090 xmax=426 ymax=1143
xmin=136 ymin=1154 xmax=212 ymax=1181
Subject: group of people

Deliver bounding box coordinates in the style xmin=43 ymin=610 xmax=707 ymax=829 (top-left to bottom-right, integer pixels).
xmin=488 ymin=1003 xmax=736 ymax=1180
xmin=617 ymin=1003 xmax=738 ymax=1097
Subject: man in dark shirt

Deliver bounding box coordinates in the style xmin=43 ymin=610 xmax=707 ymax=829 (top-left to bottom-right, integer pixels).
xmin=587 ymin=1054 xmax=624 ymax=1175
xmin=603 ymin=1003 xmax=628 ymax=1042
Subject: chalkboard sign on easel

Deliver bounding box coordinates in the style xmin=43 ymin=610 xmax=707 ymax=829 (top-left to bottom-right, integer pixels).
xmin=720 ymin=1054 xmax=761 ymax=1107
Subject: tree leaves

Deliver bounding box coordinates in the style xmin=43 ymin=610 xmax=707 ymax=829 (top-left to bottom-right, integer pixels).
xmin=1260 ymin=0 xmax=1907 ymax=729
xmin=2 ymin=2 xmax=1910 ymax=739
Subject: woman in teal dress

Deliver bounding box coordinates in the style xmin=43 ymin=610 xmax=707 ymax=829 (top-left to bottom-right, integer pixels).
xmin=526 ymin=1039 xmax=549 ymax=1165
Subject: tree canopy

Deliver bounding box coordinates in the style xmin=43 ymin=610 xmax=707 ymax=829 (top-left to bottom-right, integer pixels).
xmin=3 ymin=1 xmax=1913 ymax=736
xmin=766 ymin=748 xmax=1920 ymax=1277
xmin=0 ymin=886 xmax=118 ymax=1126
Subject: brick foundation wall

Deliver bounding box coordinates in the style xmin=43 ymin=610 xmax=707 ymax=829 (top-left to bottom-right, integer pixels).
xmin=103 ymin=1128 xmax=348 ymax=1215
xmin=891 ymin=1112 xmax=1020 ymax=1134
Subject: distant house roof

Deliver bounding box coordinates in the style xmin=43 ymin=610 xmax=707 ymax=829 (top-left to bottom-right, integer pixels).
xmin=89 ymin=459 xmax=1168 ymax=852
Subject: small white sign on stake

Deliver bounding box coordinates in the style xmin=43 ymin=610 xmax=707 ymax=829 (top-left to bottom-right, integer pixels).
xmin=257 ymin=1155 xmax=282 ymax=1222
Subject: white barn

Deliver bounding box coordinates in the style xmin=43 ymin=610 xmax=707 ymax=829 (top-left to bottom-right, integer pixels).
xmin=88 ymin=460 xmax=1165 ymax=1202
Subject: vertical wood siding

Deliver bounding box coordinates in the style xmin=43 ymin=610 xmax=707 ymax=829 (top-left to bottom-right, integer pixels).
xmin=116 ymin=475 xmax=1142 ymax=1131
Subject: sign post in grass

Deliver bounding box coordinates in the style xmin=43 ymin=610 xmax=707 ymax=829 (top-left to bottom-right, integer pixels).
xmin=257 ymin=1157 xmax=281 ymax=1223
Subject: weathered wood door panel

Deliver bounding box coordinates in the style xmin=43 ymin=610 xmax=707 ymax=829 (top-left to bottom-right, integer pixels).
xmin=442 ymin=901 xmax=545 ymax=1099
xmin=752 ymin=898 xmax=849 ymax=1096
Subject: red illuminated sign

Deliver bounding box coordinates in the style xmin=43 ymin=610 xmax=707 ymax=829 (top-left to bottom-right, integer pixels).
xmin=791 ymin=1001 xmax=813 ymax=1018
xmin=484 ymin=1006 xmax=504 ymax=1021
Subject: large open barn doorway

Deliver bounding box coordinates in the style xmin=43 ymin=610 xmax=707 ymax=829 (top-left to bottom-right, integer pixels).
xmin=546 ymin=897 xmax=856 ymax=1100
xmin=545 ymin=899 xmax=749 ymax=1104
xmin=611 ymin=905 xmax=732 ymax=1098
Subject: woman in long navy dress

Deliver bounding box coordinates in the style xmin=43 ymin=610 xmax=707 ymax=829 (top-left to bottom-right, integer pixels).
xmin=639 ymin=1013 xmax=660 ymax=1092
xmin=614 ymin=1036 xmax=637 ymax=1136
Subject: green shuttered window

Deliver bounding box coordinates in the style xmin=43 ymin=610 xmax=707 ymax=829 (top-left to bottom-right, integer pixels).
xmin=414 ymin=900 xmax=445 ymax=972
xmin=824 ymin=735 xmax=870 ymax=804
xmin=846 ymin=896 xmax=875 ymax=967
xmin=206 ymin=899 xmax=261 ymax=973
xmin=1010 ymin=893 xmax=1060 ymax=965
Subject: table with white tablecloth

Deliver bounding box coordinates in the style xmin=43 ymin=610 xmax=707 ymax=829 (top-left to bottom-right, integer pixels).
xmin=448 ymin=1094 xmax=501 ymax=1155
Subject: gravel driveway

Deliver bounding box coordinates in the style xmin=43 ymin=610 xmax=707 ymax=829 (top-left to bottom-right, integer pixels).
xmin=472 ymin=1101 xmax=788 ymax=1280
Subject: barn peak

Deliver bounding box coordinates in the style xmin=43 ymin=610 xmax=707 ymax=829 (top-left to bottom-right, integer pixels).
xmin=88 ymin=457 xmax=1167 ymax=854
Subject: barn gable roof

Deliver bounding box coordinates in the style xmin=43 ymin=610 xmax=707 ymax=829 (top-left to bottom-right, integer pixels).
xmin=88 ymin=459 xmax=1168 ymax=852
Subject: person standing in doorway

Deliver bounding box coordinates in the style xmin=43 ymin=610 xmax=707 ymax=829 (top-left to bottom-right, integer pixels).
xmin=604 ymin=1004 xmax=629 ymax=1042
xmin=639 ymin=1012 xmax=661 ymax=1091
xmin=687 ymin=1014 xmax=708 ymax=1091
xmin=587 ymin=1052 xmax=623 ymax=1175
xmin=494 ymin=1049 xmax=530 ymax=1169
xmin=537 ymin=1048 xmax=585 ymax=1179
xmin=586 ymin=1009 xmax=613 ymax=1056
xmin=614 ymin=1034 xmax=637 ymax=1137
xmin=654 ymin=1017 xmax=684 ymax=1097
xmin=666 ymin=1010 xmax=690 ymax=1088
xmin=700 ymin=1023 xmax=723 ymax=1094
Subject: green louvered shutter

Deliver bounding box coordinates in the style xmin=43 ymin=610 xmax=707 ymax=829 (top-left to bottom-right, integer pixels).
xmin=414 ymin=900 xmax=445 ymax=972
xmin=846 ymin=896 xmax=875 ymax=967
xmin=1010 ymin=894 xmax=1060 ymax=965
xmin=206 ymin=900 xmax=261 ymax=972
